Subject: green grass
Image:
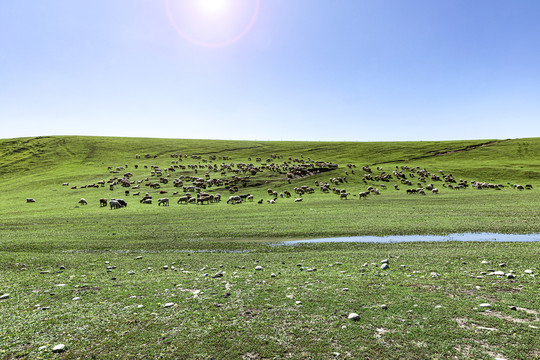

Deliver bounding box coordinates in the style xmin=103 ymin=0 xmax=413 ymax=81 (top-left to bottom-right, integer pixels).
xmin=0 ymin=135 xmax=539 ymax=359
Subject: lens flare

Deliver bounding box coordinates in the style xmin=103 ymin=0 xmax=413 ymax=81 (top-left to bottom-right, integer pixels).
xmin=166 ymin=0 xmax=260 ymax=48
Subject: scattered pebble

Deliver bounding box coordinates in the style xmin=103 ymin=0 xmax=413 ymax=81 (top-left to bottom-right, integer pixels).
xmin=348 ymin=313 xmax=360 ymax=320
xmin=52 ymin=344 xmax=66 ymax=353
xmin=72 ymin=297 xmax=80 ymax=301
xmin=524 ymin=269 xmax=533 ymax=274
xmin=127 ymin=271 xmax=135 ymax=275
xmin=255 ymin=266 xmax=263 ymax=271
xmin=0 ymin=294 xmax=9 ymax=300
xmin=481 ymin=260 xmax=489 ymax=264
xmin=270 ymin=273 xmax=276 ymax=277
xmin=295 ymin=301 xmax=302 ymax=305
xmin=137 ymin=305 xmax=144 ymax=308
xmin=135 ymin=256 xmax=142 ymax=260
xmin=380 ymin=304 xmax=388 ymax=310
xmin=38 ymin=346 xmax=47 ymax=351
xmin=381 ymin=263 xmax=389 ymax=270
xmin=479 ymin=303 xmax=492 ymax=309
xmin=163 ymin=302 xmax=175 ymax=308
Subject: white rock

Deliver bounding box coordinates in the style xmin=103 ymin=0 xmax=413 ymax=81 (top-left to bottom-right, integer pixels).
xmin=0 ymin=294 xmax=9 ymax=300
xmin=255 ymin=266 xmax=263 ymax=271
xmin=524 ymin=269 xmax=533 ymax=274
xmin=137 ymin=304 xmax=144 ymax=308
xmin=127 ymin=271 xmax=135 ymax=275
xmin=56 ymin=284 xmax=66 ymax=287
xmin=489 ymin=271 xmax=505 ymax=276
xmin=163 ymin=302 xmax=175 ymax=308
xmin=348 ymin=313 xmax=360 ymax=320
xmin=72 ymin=297 xmax=80 ymax=301
xmin=38 ymin=345 xmax=47 ymax=351
xmin=381 ymin=263 xmax=389 ymax=270
xmin=52 ymin=344 xmax=66 ymax=353
xmin=270 ymin=273 xmax=276 ymax=277
xmin=295 ymin=301 xmax=302 ymax=305
xmin=135 ymin=256 xmax=142 ymax=260
xmin=479 ymin=303 xmax=491 ymax=308
xmin=481 ymin=260 xmax=489 ymax=264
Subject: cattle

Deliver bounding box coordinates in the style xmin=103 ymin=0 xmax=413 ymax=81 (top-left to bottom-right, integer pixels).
xmin=99 ymin=198 xmax=108 ymax=207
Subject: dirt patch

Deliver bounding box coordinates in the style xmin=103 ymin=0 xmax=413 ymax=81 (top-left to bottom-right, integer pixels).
xmin=481 ymin=311 xmax=532 ymax=324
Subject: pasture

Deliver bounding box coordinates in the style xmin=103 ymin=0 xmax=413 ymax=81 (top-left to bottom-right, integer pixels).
xmin=0 ymin=136 xmax=539 ymax=359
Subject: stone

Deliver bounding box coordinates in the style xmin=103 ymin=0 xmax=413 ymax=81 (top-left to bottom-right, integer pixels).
xmin=509 ymin=306 xmax=517 ymax=311
xmin=381 ymin=263 xmax=389 ymax=270
xmin=499 ymin=263 xmax=506 ymax=267
xmin=380 ymin=304 xmax=388 ymax=310
xmin=255 ymin=266 xmax=263 ymax=271
xmin=489 ymin=271 xmax=505 ymax=276
xmin=507 ymin=273 xmax=516 ymax=279
xmin=38 ymin=346 xmax=47 ymax=351
xmin=348 ymin=313 xmax=360 ymax=320
xmin=430 ymin=272 xmax=440 ymax=278
xmin=163 ymin=265 xmax=169 ymax=270
xmin=0 ymin=294 xmax=9 ymax=300
xmin=481 ymin=260 xmax=489 ymax=264
xmin=479 ymin=303 xmax=491 ymax=308
xmin=524 ymin=269 xmax=533 ymax=274
xmin=270 ymin=273 xmax=276 ymax=277
xmin=52 ymin=344 xmax=66 ymax=353
xmin=72 ymin=297 xmax=80 ymax=301
xmin=295 ymin=301 xmax=302 ymax=305
xmin=127 ymin=271 xmax=135 ymax=275
xmin=381 ymin=259 xmax=389 ymax=264
xmin=135 ymin=256 xmax=142 ymax=260
xmin=163 ymin=302 xmax=175 ymax=308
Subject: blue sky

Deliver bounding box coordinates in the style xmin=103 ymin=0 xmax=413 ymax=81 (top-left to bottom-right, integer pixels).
xmin=1 ymin=0 xmax=539 ymax=141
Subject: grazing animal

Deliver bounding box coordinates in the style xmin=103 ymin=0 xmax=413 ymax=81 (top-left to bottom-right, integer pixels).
xmin=109 ymin=199 xmax=121 ymax=209
xmin=141 ymin=198 xmax=152 ymax=204
xmin=267 ymin=199 xmax=276 ymax=204
xmin=158 ymin=198 xmax=169 ymax=206
xmin=116 ymin=199 xmax=128 ymax=207
xmin=257 ymin=199 xmax=263 ymax=204
xmin=26 ymin=198 xmax=36 ymax=203
xmin=227 ymin=195 xmax=241 ymax=204
xmin=432 ymin=188 xmax=439 ymax=194
xmin=294 ymin=198 xmax=303 ymax=202
xmin=78 ymin=198 xmax=88 ymax=205
xmin=340 ymin=192 xmax=350 ymax=200
xmin=177 ymin=196 xmax=190 ymax=204
xmin=99 ymin=198 xmax=107 ymax=207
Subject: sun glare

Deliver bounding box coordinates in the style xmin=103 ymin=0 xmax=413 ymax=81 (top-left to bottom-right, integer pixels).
xmin=198 ymin=0 xmax=227 ymax=14
xmin=166 ymin=0 xmax=260 ymax=48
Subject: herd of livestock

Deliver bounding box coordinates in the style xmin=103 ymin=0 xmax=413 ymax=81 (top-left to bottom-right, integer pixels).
xmin=25 ymin=152 xmax=534 ymax=208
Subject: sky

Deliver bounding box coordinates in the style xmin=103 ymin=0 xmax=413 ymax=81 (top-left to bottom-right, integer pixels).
xmin=1 ymin=0 xmax=539 ymax=142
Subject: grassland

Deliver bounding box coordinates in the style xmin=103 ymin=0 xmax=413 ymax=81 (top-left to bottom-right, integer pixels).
xmin=0 ymin=136 xmax=539 ymax=359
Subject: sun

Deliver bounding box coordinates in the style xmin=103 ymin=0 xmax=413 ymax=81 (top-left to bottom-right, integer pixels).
xmin=198 ymin=0 xmax=228 ymax=14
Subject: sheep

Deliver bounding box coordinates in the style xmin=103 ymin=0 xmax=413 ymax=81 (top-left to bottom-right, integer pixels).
xmin=158 ymin=198 xmax=169 ymax=206
xmin=294 ymin=198 xmax=303 ymax=202
xmin=62 ymin=182 xmax=69 ymax=186
xmin=109 ymin=199 xmax=121 ymax=209
xmin=340 ymin=192 xmax=350 ymax=200
xmin=358 ymin=191 xmax=369 ymax=199
xmin=247 ymin=194 xmax=254 ymax=202
xmin=116 ymin=199 xmax=128 ymax=207
xmin=78 ymin=198 xmax=88 ymax=205
xmin=100 ymin=198 xmax=108 ymax=207
xmin=141 ymin=198 xmax=152 ymax=204
xmin=432 ymin=188 xmax=439 ymax=194
xmin=227 ymin=195 xmax=241 ymax=204
xmin=177 ymin=196 xmax=190 ymax=204
xmin=26 ymin=198 xmax=36 ymax=203
xmin=267 ymin=199 xmax=276 ymax=204
xmin=526 ymin=184 xmax=533 ymax=189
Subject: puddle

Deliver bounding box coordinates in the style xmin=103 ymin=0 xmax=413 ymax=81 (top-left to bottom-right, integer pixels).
xmin=279 ymin=233 xmax=540 ymax=245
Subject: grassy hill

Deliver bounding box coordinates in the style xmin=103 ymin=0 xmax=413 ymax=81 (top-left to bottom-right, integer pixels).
xmin=1 ymin=135 xmax=540 ymax=251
